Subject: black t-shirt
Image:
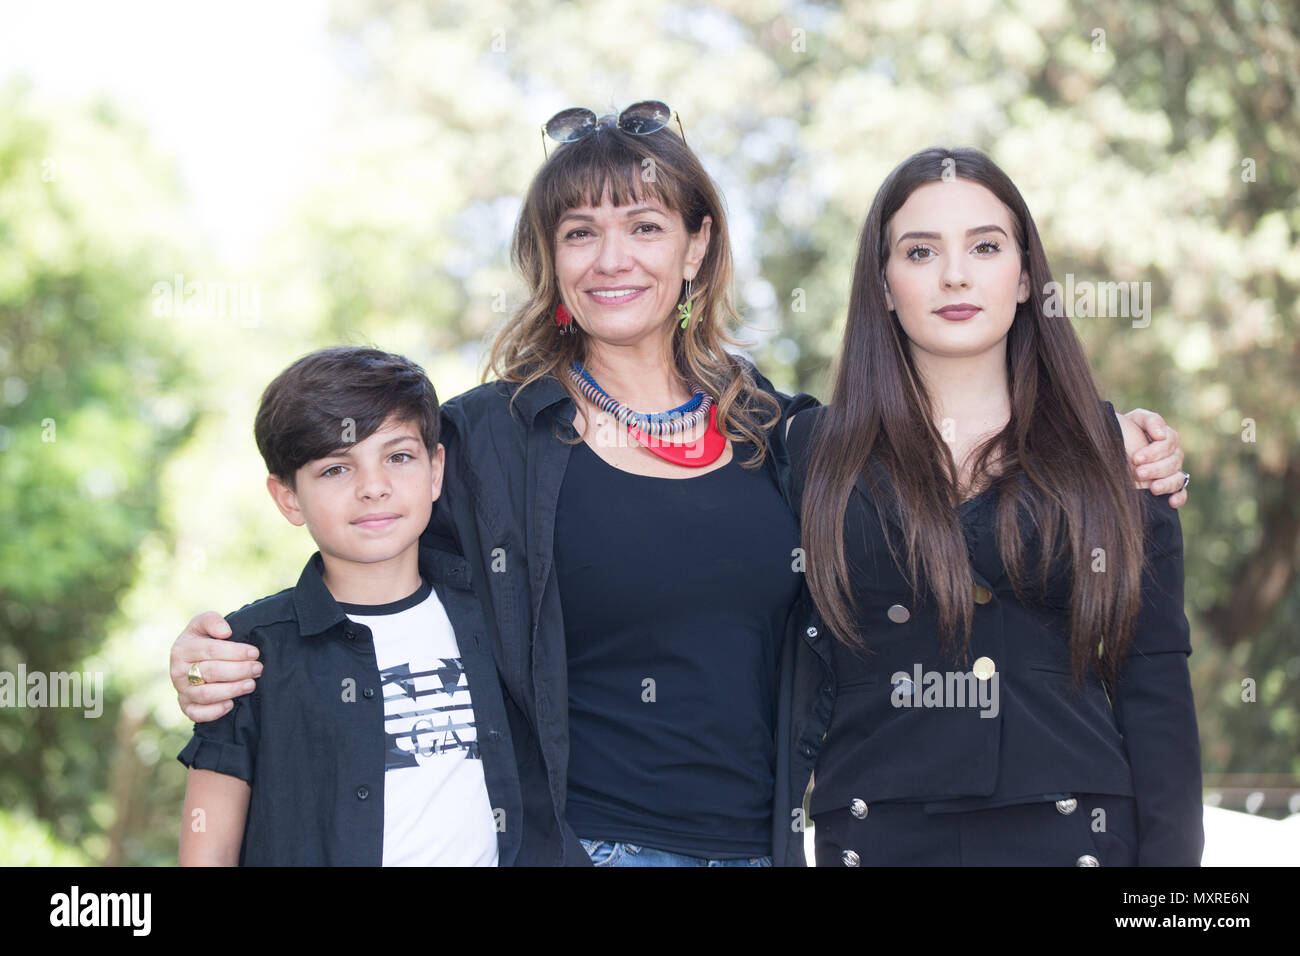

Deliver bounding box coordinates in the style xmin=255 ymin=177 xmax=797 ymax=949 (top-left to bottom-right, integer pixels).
xmin=554 ymin=438 xmax=803 ymax=857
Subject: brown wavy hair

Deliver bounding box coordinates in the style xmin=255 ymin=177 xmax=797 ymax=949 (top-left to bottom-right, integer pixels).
xmin=486 ymin=116 xmax=780 ymax=465
xmin=801 ymin=147 xmax=1145 ymax=686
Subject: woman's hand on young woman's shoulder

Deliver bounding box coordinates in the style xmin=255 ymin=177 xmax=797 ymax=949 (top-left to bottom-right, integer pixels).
xmin=1117 ymin=408 xmax=1188 ymax=509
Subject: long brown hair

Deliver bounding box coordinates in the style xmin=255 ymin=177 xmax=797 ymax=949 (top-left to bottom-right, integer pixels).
xmin=487 ymin=116 xmax=780 ymax=465
xmin=801 ymin=147 xmax=1144 ymax=685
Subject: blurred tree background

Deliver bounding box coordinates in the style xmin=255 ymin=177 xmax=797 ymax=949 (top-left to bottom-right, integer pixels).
xmin=1 ymin=0 xmax=1296 ymax=864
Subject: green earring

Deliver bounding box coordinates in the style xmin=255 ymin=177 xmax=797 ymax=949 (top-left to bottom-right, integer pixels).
xmin=678 ymin=278 xmax=694 ymax=330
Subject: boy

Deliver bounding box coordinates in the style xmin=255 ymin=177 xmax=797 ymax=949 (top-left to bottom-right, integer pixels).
xmin=178 ymin=346 xmax=516 ymax=865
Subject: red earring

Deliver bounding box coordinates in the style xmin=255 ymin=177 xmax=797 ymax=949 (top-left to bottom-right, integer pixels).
xmin=555 ymin=303 xmax=574 ymax=334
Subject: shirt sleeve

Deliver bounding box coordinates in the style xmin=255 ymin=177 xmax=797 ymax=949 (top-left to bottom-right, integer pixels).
xmin=175 ymin=623 xmax=260 ymax=785
xmin=1111 ymin=491 xmax=1204 ymax=865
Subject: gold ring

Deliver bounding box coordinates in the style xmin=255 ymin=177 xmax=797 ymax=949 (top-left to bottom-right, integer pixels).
xmin=187 ymin=661 xmax=206 ymax=686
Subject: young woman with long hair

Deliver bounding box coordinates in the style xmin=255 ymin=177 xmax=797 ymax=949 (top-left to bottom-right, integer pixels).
xmin=789 ymin=147 xmax=1202 ymax=866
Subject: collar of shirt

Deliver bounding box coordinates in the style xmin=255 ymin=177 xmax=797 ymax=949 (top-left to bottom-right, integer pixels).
xmin=510 ymin=371 xmax=572 ymax=426
xmin=292 ymin=545 xmax=474 ymax=638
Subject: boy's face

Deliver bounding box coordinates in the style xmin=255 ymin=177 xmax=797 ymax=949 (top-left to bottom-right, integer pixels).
xmin=265 ymin=414 xmax=444 ymax=565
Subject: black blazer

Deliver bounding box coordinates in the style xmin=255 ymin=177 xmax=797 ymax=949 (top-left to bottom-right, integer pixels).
xmin=786 ymin=403 xmax=1204 ymax=866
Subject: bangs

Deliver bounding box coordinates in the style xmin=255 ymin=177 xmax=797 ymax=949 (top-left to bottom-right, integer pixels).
xmin=538 ymin=131 xmax=688 ymax=231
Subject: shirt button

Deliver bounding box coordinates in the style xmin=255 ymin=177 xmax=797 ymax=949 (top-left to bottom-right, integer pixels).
xmin=806 ymin=626 xmax=818 ymax=638
xmin=345 ymin=626 xmax=356 ymax=640
xmin=849 ymin=798 xmax=868 ymax=820
xmin=973 ymin=584 xmax=993 ymax=605
xmin=841 ymin=849 xmax=861 ymax=867
xmin=1056 ymin=798 xmax=1078 ymax=815
xmin=799 ymin=743 xmax=817 ymax=758
xmin=362 ymin=687 xmax=375 ymax=699
xmin=973 ymin=657 xmax=996 ymax=681
xmin=887 ymin=604 xmax=910 ymax=624
xmin=1075 ymin=854 xmax=1100 ymax=867
xmin=356 ymin=786 xmax=370 ymax=801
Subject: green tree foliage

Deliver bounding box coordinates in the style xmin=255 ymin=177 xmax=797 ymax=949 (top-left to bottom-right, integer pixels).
xmin=0 ymin=80 xmax=200 ymax=853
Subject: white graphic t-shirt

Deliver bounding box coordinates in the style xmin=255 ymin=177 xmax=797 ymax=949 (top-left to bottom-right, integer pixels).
xmin=341 ymin=578 xmax=499 ymax=866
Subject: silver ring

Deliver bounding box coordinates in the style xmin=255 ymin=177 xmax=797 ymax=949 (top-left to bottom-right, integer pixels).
xmin=1180 ymin=471 xmax=1190 ymax=492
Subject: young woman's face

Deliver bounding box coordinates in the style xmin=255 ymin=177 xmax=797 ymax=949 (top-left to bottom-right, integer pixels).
xmin=553 ymin=191 xmax=711 ymax=351
xmin=883 ymin=178 xmax=1029 ymax=362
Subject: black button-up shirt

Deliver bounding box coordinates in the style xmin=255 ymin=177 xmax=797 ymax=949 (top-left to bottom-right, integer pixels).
xmin=176 ymin=543 xmax=522 ymax=866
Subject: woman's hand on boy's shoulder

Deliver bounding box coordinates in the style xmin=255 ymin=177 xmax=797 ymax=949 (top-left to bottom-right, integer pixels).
xmin=170 ymin=611 xmax=261 ymax=723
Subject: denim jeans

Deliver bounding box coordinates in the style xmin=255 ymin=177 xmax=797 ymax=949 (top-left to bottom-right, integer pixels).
xmin=579 ymin=839 xmax=772 ymax=867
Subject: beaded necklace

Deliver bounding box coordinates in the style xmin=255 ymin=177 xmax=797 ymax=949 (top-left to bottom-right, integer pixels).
xmin=568 ymin=361 xmax=713 ymax=437
xmin=567 ymin=360 xmax=727 ymax=468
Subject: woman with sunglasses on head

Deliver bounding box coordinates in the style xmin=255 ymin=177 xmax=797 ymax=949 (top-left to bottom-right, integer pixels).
xmin=168 ymin=106 xmax=1192 ymax=866
xmin=440 ymin=100 xmax=810 ymax=866
xmin=786 ymin=147 xmax=1203 ymax=866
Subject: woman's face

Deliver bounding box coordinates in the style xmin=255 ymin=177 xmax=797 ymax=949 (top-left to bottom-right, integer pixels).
xmin=883 ymin=178 xmax=1029 ymax=363
xmin=554 ymin=191 xmax=711 ymax=352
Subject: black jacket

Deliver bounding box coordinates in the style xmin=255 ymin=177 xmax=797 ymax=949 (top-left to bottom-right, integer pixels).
xmin=425 ymin=357 xmax=822 ymax=865
xmin=785 ymin=403 xmax=1204 ymax=865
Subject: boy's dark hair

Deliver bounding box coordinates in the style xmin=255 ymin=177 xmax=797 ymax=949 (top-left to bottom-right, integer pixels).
xmin=254 ymin=346 xmax=440 ymax=491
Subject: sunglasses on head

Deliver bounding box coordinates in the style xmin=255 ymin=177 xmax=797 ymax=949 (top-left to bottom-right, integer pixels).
xmin=541 ymin=99 xmax=686 ymax=159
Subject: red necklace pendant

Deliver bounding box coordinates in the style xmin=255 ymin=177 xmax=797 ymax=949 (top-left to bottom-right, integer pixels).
xmin=626 ymin=405 xmax=727 ymax=468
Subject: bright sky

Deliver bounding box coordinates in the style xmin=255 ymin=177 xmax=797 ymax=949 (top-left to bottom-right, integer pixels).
xmin=0 ymin=0 xmax=338 ymax=265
